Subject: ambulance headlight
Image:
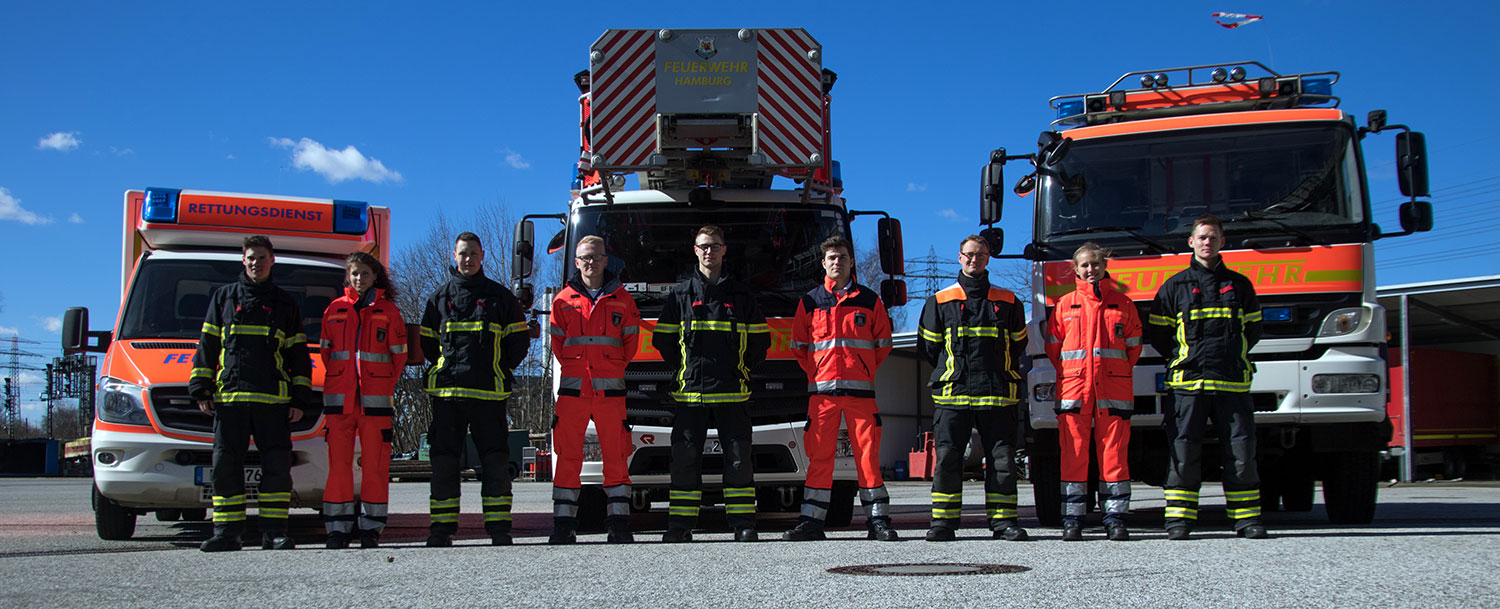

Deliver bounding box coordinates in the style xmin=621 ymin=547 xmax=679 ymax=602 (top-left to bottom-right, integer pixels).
xmin=98 ymin=377 xmax=150 ymax=426
xmin=1033 ymin=383 xmax=1056 ymax=402
xmin=1312 ymin=374 xmax=1380 ymax=394
xmin=1318 ymin=308 xmax=1364 ymax=337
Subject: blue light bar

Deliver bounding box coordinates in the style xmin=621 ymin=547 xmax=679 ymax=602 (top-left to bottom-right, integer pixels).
xmin=142 ymin=187 xmax=181 ymax=223
xmin=1262 ymin=306 xmax=1293 ymax=322
xmin=1056 ymin=100 xmax=1085 ymax=121
xmin=332 ymin=200 xmax=369 ymax=235
xmin=1300 ymin=77 xmax=1334 ymax=107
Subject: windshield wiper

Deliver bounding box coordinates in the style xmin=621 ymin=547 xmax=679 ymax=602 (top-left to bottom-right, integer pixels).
xmin=1226 ymin=212 xmax=1330 ymax=246
xmin=1046 ymin=226 xmax=1172 ymax=255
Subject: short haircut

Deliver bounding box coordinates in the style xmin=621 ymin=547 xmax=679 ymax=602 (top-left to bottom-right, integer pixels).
xmin=1193 ymin=214 xmax=1224 ymax=234
xmin=243 ymin=235 xmax=274 ymax=253
xmin=696 ymin=225 xmax=724 ymax=242
xmin=578 ymin=235 xmax=605 ymax=249
xmin=455 ymin=231 xmax=483 ymax=250
xmin=1073 ymin=241 xmax=1111 ymax=263
xmin=959 ymin=234 xmax=988 ymax=253
xmin=820 ymin=235 xmax=853 ymax=257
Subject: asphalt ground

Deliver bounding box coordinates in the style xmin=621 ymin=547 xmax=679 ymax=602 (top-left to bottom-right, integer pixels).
xmin=2 ymin=478 xmax=1498 ymax=608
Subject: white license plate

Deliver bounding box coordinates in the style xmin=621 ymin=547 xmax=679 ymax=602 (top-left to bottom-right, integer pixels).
xmin=195 ymin=466 xmax=262 ymax=487
xmin=704 ymin=439 xmax=722 ymax=455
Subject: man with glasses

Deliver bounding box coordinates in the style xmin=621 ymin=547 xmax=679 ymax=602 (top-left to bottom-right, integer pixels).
xmin=918 ymin=235 xmax=1029 ymax=542
xmin=652 ymin=225 xmax=771 ymax=542
xmin=547 ymin=236 xmax=642 ymax=544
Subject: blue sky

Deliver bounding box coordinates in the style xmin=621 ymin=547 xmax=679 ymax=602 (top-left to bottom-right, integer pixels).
xmin=3 ymin=1 xmax=1496 ymax=423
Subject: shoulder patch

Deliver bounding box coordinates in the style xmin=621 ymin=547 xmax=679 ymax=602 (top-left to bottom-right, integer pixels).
xmin=987 ymin=287 xmax=1016 ymax=303
xmin=934 ymin=283 xmax=966 ymax=304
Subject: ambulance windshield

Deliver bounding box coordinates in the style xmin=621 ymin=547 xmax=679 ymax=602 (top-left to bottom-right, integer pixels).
xmin=569 ymin=203 xmax=848 ymax=317
xmin=118 ymin=257 xmax=346 ymax=342
xmin=1036 ymin=123 xmax=1366 ymax=257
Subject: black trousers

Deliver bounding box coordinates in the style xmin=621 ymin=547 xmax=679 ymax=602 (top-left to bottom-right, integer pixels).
xmin=1163 ymin=392 xmax=1262 ymax=529
xmin=211 ymin=403 xmax=292 ymax=535
xmin=931 ymin=407 xmax=1018 ymax=530
xmin=428 ymin=397 xmax=512 ymax=535
xmin=669 ymin=404 xmax=755 ymax=529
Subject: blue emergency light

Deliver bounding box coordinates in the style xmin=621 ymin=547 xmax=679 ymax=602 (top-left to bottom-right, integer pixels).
xmin=1056 ymin=100 xmax=1085 ymax=122
xmin=142 ymin=187 xmax=182 ymax=223
xmin=1261 ymin=307 xmax=1293 ymax=323
xmin=331 ymin=200 xmax=369 ymax=235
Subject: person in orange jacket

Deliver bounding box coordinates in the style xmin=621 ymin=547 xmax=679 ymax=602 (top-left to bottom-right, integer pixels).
xmin=784 ymin=236 xmax=897 ymax=541
xmin=1045 ymin=242 xmax=1142 ymax=541
xmin=319 ymin=251 xmax=408 ymax=549
xmin=548 ymin=235 xmax=642 ymax=544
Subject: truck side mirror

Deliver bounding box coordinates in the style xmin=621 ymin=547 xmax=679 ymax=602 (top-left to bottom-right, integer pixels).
xmin=980 ymin=152 xmax=1004 ymax=225
xmin=1396 ymin=132 xmax=1429 ymax=198
xmin=62 ymin=307 xmax=88 ymax=352
xmin=512 ymin=281 xmax=535 ymax=311
xmin=1399 ymin=200 xmax=1434 ymax=233
xmin=877 ymin=217 xmax=905 ymax=276
xmin=512 ymin=221 xmax=535 ymax=281
xmin=546 ymin=229 xmax=567 ymax=255
xmin=880 ymin=279 xmax=908 ymax=308
xmin=981 ymin=227 xmax=1005 ymax=257
xmin=1366 ymin=109 xmax=1387 ymax=133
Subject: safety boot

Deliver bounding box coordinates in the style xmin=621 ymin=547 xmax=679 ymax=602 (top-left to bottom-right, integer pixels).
xmin=1236 ymin=522 xmax=1268 ymax=539
xmin=359 ymin=530 xmax=380 ymax=549
xmin=993 ymin=525 xmax=1029 ymax=541
xmin=924 ymin=526 xmax=956 ymax=542
xmin=734 ymin=527 xmax=759 ymax=542
xmin=1165 ymin=525 xmax=1192 ymax=541
xmin=1061 ymin=522 xmax=1083 ymax=542
xmin=606 ymin=521 xmax=635 ymax=544
xmin=1106 ymin=523 xmax=1130 ymax=541
xmin=261 ymin=533 xmax=296 ymax=550
xmin=548 ymin=523 xmax=577 ymax=545
xmin=325 ymin=531 xmax=350 ymax=550
xmin=782 ymin=521 xmax=826 ymax=541
xmin=490 ymin=532 xmax=513 ymax=546
xmin=662 ymin=527 xmax=693 ymax=543
xmin=425 ymin=533 xmax=453 ymax=548
xmin=199 ymin=532 xmax=242 ymax=553
xmin=867 ymin=519 xmax=899 ymax=541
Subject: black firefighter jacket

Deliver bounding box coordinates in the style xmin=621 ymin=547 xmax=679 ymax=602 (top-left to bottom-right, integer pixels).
xmin=189 ymin=272 xmax=315 ymax=413
xmin=1146 ymin=256 xmax=1263 ymax=393
xmin=918 ymin=271 xmax=1027 ymax=409
xmin=419 ymin=268 xmax=531 ymax=402
xmin=651 ymin=271 xmax=770 ymax=405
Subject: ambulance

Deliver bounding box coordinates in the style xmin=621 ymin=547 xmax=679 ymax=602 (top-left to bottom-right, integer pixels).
xmin=62 ymin=188 xmax=390 ymax=540
xmin=511 ymin=28 xmax=906 ymax=528
xmin=980 ymin=62 xmax=1432 ymax=526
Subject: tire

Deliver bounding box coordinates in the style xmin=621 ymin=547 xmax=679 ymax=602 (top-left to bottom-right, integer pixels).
xmin=1027 ymin=442 xmax=1062 ymax=527
xmin=94 ymin=485 xmax=137 ymax=541
xmin=824 ymin=482 xmax=856 ymax=528
xmin=181 ymin=508 xmax=209 ymax=522
xmin=155 ymin=509 xmax=182 ymax=522
xmin=1281 ymin=466 xmax=1316 ymax=513
xmin=576 ymin=486 xmax=607 ymax=531
xmin=1323 ymin=450 xmax=1379 ymax=524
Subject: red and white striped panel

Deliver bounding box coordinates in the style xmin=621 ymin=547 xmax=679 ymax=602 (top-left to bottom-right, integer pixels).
xmin=755 ymin=29 xmax=825 ymax=167
xmin=590 ymin=29 xmax=658 ymax=169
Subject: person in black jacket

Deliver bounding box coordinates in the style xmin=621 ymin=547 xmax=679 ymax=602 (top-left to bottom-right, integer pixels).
xmin=190 ymin=235 xmax=315 ymax=552
xmin=652 ymin=225 xmax=770 ymax=543
xmin=1147 ymin=214 xmax=1267 ymax=540
xmin=917 ymin=235 xmax=1029 ymax=542
xmin=418 ymin=232 xmax=531 ymax=547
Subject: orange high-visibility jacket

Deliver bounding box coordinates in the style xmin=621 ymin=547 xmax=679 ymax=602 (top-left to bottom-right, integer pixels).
xmin=549 ymin=274 xmax=642 ymax=397
xmin=1046 ymin=274 xmax=1143 ymax=414
xmin=319 ymin=287 xmax=408 ymax=416
xmin=791 ymin=277 xmax=893 ymax=397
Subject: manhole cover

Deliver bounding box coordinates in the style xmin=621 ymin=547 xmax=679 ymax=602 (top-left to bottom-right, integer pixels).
xmin=828 ymin=563 xmax=1031 ymax=576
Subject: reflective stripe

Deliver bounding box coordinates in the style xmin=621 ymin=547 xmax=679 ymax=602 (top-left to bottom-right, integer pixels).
xmin=358 ymin=502 xmax=389 ymax=532
xmin=1148 ymin=314 xmax=1175 ymax=327
xmin=1098 ymin=399 xmax=1133 ymax=410
xmin=668 ymin=506 xmax=700 ymax=517
xmin=592 ymin=377 xmax=625 ymax=391
xmin=483 ymin=495 xmax=513 ymax=522
xmin=919 ymin=327 xmax=943 ymax=343
xmin=789 ymin=340 xmax=812 ymax=351
xmin=191 ymin=367 xmax=215 ymax=379
xmin=201 ymin=323 xmax=222 ymax=338
xmin=292 ymin=376 xmax=311 ymax=389
xmin=1060 ymin=349 xmax=1087 ymax=361
xmin=419 ymin=326 xmax=438 ymax=338
xmin=1123 ymin=336 xmax=1142 ymax=347
xmin=987 ymin=508 xmax=1019 ymax=519
xmin=1163 ymin=489 xmax=1199 ymax=501
xmin=1167 ymin=377 xmax=1252 ymax=392
xmin=860 ymin=486 xmax=891 ymax=518
xmin=620 ymin=325 xmax=639 ymax=336
xmin=669 ymin=391 xmax=751 ymax=404
xmin=801 ymin=487 xmax=832 ymax=521
xmin=1243 ymin=311 xmax=1263 ymax=323
xmin=427 ymin=386 xmax=512 ymax=400
xmin=931 ymin=394 xmax=1020 ymax=407
xmin=1101 ymin=481 xmax=1131 ymax=516
xmin=811 ymin=338 xmax=884 ymax=351
xmin=281 ymin=333 xmax=308 ymax=348
xmin=559 ymin=377 xmax=584 ymax=391
xmin=324 ymin=501 xmax=357 ymax=534
xmin=1225 ymin=490 xmax=1260 ymax=500
xmin=686 ymin=320 xmax=736 ymax=332
xmin=319 ymin=339 xmax=334 ymax=349
xmin=389 ymin=344 xmax=407 ymax=354
xmin=562 ymin=335 xmax=624 ymax=347
xmin=549 ymin=325 xmax=568 ymax=337
xmin=1188 ymin=307 xmax=1238 ymax=320
xmin=1228 ymin=507 xmax=1262 ymax=519
xmin=1010 ymin=328 xmax=1027 ymax=341
xmin=670 ymin=490 xmax=702 ymax=501
xmin=1058 ymin=399 xmax=1081 ymax=410
xmin=604 ymin=484 xmax=632 ymax=517
xmin=324 ymin=393 xmax=345 ymax=407
xmin=808 ymin=379 xmax=875 ymax=393
xmin=723 ymin=487 xmax=756 ymax=498
xmin=227 ymin=324 xmax=270 ymax=336
xmin=444 ymin=321 xmax=484 ymax=332
xmin=330 ymin=351 xmax=352 ymax=361
xmin=553 ymin=487 xmax=581 ymax=519
xmin=1096 ymin=348 xmax=1128 ymax=360
xmin=746 ymin=324 xmax=769 ymax=334
xmin=503 ymin=321 xmax=530 ymax=336
xmin=654 ymin=322 xmax=680 ymax=333
xmin=361 ymin=395 xmax=393 ymax=411
xmin=955 ymin=326 xmax=999 ymax=338
xmin=1164 ymin=507 xmax=1199 ymax=519
xmin=358 ymin=351 xmax=392 ymax=363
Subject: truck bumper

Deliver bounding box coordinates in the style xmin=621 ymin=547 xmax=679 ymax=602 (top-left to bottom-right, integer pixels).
xmin=91 ymin=426 xmax=333 ymax=510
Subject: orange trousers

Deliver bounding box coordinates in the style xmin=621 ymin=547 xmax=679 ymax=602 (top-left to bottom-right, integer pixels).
xmin=324 ymin=412 xmax=392 ymax=504
xmin=803 ymin=395 xmax=883 ymax=489
xmin=552 ymin=395 xmax=631 ymax=488
xmin=1058 ymin=401 xmax=1130 ymax=483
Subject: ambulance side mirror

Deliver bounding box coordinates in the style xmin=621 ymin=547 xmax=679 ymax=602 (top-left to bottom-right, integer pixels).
xmin=878 ymin=217 xmax=905 ymax=276
xmin=512 ymin=221 xmax=535 ymax=281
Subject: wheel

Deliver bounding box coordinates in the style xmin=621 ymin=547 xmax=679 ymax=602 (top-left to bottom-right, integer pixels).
xmin=1323 ymin=450 xmax=1379 ymax=524
xmin=1281 ymin=465 xmax=1316 ymax=512
xmin=824 ymin=482 xmax=856 ymax=528
xmin=1027 ymin=443 xmax=1062 ymax=527
xmin=155 ymin=509 xmax=182 ymax=522
xmin=181 ymin=508 xmax=209 ymax=522
xmin=94 ymin=485 xmax=137 ymax=540
xmin=576 ymin=486 xmax=607 ymax=531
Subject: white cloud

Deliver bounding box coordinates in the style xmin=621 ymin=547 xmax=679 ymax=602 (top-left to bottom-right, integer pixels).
xmin=0 ymin=187 xmax=53 ymax=225
xmin=501 ymin=148 xmax=531 ymax=170
xmin=109 ymin=146 xmax=134 ymax=156
xmin=907 ymin=182 xmax=928 ymax=192
xmin=37 ymin=131 xmax=81 ymax=152
xmin=0 ymin=326 xmax=18 ymax=336
xmin=937 ymin=208 xmax=968 ymax=222
xmin=18 ymin=371 xmax=45 ymax=385
xmin=269 ymin=137 xmax=403 ymax=184
xmin=68 ymin=213 xmax=84 ymax=224
xmin=39 ymin=316 xmax=62 ymax=333
xmin=226 ymin=154 xmax=236 ymax=160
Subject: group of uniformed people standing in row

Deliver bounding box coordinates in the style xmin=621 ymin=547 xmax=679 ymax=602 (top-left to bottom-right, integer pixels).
xmin=189 ymin=213 xmax=1265 ymax=551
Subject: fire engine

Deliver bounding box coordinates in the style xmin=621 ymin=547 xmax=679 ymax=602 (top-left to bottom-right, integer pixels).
xmin=63 ymin=188 xmax=390 ymax=539
xmin=512 ymin=28 xmax=906 ymax=528
xmin=979 ymin=62 xmax=1432 ymax=525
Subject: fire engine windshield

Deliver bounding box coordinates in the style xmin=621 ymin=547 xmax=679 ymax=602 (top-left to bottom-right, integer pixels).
xmin=568 ymin=203 xmax=848 ymax=317
xmin=118 ymin=256 xmax=346 ymax=342
xmin=1037 ymin=123 xmax=1366 ymax=257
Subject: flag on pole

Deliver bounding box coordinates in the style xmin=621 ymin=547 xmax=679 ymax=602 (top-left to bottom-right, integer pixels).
xmin=1212 ymin=12 xmax=1264 ymax=29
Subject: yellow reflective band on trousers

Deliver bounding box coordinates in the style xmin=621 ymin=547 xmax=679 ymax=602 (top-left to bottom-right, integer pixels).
xmin=931 ymin=491 xmax=962 ymax=519
xmin=1163 ymin=489 xmax=1200 ymax=501
xmin=1164 ymin=507 xmax=1199 ymax=519
xmin=483 ymin=496 xmax=513 ymax=522
xmin=429 ymin=497 xmax=460 ymax=524
xmin=986 ymin=492 xmax=1018 ymax=519
xmin=724 ymin=486 xmax=756 ymax=514
xmin=212 ymin=494 xmax=246 ymax=523
xmin=258 ymin=492 xmax=290 ymax=519
xmin=1228 ymin=507 xmax=1262 ymax=519
xmin=669 ymin=489 xmax=703 ymax=517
